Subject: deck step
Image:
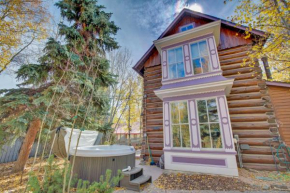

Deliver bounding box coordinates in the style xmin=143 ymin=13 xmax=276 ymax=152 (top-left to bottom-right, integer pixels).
xmin=120 ymin=167 xmax=152 ymax=192
xmin=122 ymin=167 xmax=143 ymax=176
xmin=129 ymin=175 xmax=152 ymax=186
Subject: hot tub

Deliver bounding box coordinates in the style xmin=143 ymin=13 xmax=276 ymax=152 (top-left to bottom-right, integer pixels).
xmin=70 ymin=145 xmax=135 ymax=183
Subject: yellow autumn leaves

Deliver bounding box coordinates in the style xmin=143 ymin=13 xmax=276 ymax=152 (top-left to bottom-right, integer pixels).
xmin=230 ymin=0 xmax=290 ymax=82
xmin=0 ymin=0 xmax=50 ymax=73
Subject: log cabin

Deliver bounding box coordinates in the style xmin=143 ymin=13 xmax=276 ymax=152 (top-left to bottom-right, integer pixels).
xmin=133 ymin=9 xmax=289 ymax=176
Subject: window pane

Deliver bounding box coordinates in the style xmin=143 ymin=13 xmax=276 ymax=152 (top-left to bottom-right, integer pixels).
xmin=177 ymin=62 xmax=185 ymax=78
xmin=187 ymin=25 xmax=193 ymax=30
xmin=199 ymin=41 xmax=209 ymax=56
xmin=200 ymin=124 xmax=211 ymax=148
xmin=207 ymin=99 xmax=219 ymax=122
xmin=200 ymin=56 xmax=210 ymax=73
xmin=176 ymin=47 xmax=183 ymax=62
xmin=210 ymin=123 xmax=222 ymax=148
xmin=179 ymin=102 xmax=188 ymax=123
xmin=181 ymin=27 xmax=187 ymax=32
xmin=171 ymin=103 xmax=179 ymax=124
xmin=181 ymin=125 xmax=190 ymax=147
xmin=190 ymin=43 xmax=199 ymax=58
xmin=192 ymin=58 xmax=202 ymax=74
xmin=168 ymin=49 xmax=175 ymax=64
xmin=197 ymin=100 xmax=208 ymax=123
xmin=172 ymin=125 xmax=181 ymax=147
xmin=169 ymin=64 xmax=176 ymax=79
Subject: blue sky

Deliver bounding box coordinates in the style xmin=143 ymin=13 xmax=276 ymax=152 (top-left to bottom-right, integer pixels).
xmin=0 ymin=0 xmax=239 ymax=89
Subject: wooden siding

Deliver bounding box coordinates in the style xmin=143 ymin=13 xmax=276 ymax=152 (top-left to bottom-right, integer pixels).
xmin=144 ymin=48 xmax=161 ymax=68
xmin=164 ymin=15 xmax=252 ymax=50
xmin=141 ymin=45 xmax=286 ymax=171
xmin=268 ymin=86 xmax=290 ymax=146
xmin=165 ymin=15 xmax=209 ymax=36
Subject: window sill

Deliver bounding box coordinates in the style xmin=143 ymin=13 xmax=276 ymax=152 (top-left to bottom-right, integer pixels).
xmin=162 ymin=70 xmax=222 ymax=85
xmin=164 ymin=148 xmax=237 ymax=155
xmin=154 ymin=74 xmax=234 ymax=100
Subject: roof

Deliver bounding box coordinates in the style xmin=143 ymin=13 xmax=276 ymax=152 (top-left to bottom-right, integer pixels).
xmin=266 ymin=81 xmax=290 ymax=88
xmin=133 ymin=8 xmax=266 ymax=76
xmin=114 ymin=122 xmax=141 ymax=134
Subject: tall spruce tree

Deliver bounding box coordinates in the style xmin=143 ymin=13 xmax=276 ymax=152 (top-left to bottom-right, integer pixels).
xmin=0 ymin=0 xmax=119 ymax=173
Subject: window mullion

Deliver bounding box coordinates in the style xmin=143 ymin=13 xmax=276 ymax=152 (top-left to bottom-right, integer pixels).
xmin=207 ymin=100 xmax=213 ymax=148
xmin=178 ymin=102 xmax=182 ymax=147
xmin=198 ymin=43 xmax=203 ymax=74
xmin=206 ymin=100 xmax=213 ymax=148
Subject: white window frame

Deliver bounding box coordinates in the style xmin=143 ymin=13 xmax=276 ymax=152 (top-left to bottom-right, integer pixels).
xmin=167 ymin=46 xmax=186 ymax=80
xmin=169 ymin=100 xmax=191 ymax=149
xmin=195 ymin=97 xmax=224 ymax=150
xmin=189 ymin=38 xmax=212 ymax=75
xmin=179 ymin=23 xmax=195 ymax=32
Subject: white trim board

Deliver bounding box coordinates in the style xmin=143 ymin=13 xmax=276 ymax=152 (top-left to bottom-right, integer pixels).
xmin=154 ymin=20 xmax=221 ymax=54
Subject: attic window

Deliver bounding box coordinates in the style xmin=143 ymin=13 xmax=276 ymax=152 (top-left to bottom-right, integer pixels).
xmin=179 ymin=23 xmax=194 ymax=32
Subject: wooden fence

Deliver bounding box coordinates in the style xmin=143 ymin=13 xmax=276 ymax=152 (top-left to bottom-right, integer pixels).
xmin=0 ymin=138 xmax=45 ymax=164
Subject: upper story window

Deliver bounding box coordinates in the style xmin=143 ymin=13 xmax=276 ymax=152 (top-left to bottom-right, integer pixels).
xmin=190 ymin=40 xmax=211 ymax=74
xmin=171 ymin=101 xmax=190 ymax=148
xmin=168 ymin=47 xmax=185 ymax=79
xmin=179 ymin=23 xmax=194 ymax=32
xmin=197 ymin=98 xmax=222 ymax=149
xmin=163 ymin=37 xmax=218 ymax=81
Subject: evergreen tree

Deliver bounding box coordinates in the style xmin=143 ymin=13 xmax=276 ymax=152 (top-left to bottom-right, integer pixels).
xmin=0 ymin=0 xmax=119 ymax=173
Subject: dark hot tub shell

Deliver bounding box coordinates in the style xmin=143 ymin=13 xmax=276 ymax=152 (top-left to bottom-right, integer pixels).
xmin=71 ymin=153 xmax=135 ymax=183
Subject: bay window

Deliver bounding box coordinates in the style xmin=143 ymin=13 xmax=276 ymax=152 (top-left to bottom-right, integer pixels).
xmin=170 ymin=101 xmax=190 ymax=148
xmin=168 ymin=47 xmax=185 ymax=79
xmin=190 ymin=40 xmax=211 ymax=74
xmin=197 ymin=98 xmax=222 ymax=149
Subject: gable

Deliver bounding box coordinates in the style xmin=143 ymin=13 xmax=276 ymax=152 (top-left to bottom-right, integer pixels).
xmin=133 ymin=9 xmax=265 ymax=76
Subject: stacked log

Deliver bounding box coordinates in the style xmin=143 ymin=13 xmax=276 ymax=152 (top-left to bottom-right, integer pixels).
xmin=142 ymin=65 xmax=163 ymax=162
xmin=219 ymin=45 xmax=284 ymax=171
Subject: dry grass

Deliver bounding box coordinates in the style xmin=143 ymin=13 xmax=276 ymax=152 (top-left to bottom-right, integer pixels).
xmin=0 ymin=157 xmax=64 ymax=193
xmin=154 ymin=168 xmax=290 ymax=191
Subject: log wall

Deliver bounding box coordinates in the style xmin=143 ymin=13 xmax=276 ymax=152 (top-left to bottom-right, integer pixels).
xmin=268 ymin=85 xmax=290 ymax=146
xmin=141 ymin=45 xmax=285 ymax=171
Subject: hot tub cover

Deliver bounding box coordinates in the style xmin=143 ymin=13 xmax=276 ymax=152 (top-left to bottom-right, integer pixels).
xmin=50 ymin=127 xmax=100 ymax=158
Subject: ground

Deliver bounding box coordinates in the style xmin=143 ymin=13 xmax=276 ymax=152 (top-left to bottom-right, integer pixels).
xmin=0 ymin=157 xmax=65 ymax=192
xmin=0 ymin=158 xmax=289 ymax=193
xmin=115 ymin=160 xmax=290 ymax=193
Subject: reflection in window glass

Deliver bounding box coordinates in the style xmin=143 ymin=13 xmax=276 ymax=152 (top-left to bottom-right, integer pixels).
xmin=197 ymin=100 xmax=208 ymax=123
xmin=181 ymin=125 xmax=190 ymax=147
xmin=168 ymin=47 xmax=185 ymax=79
xmin=170 ymin=101 xmax=190 ymax=148
xmin=197 ymin=98 xmax=222 ymax=149
xmin=172 ymin=125 xmax=181 ymax=147
xmin=200 ymin=124 xmax=211 ymax=148
xmin=190 ymin=40 xmax=210 ymax=75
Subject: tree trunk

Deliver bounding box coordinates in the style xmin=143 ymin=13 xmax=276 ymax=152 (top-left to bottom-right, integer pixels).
xmin=12 ymin=118 xmax=41 ymax=173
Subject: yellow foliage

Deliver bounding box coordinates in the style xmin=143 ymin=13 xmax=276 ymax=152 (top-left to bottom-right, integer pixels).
xmin=229 ymin=0 xmax=290 ymax=82
xmin=0 ymin=0 xmax=50 ymax=72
